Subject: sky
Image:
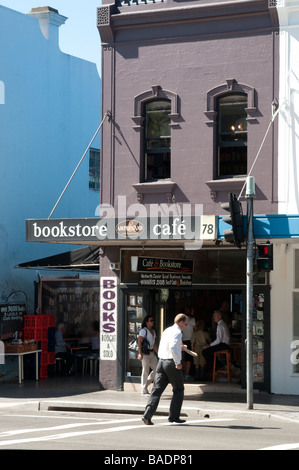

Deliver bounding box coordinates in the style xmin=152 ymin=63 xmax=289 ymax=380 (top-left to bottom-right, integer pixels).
xmin=0 ymin=0 xmax=102 ymax=74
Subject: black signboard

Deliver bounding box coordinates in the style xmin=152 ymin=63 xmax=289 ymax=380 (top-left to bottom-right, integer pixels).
xmin=26 ymin=216 xmax=203 ymax=243
xmin=139 ymin=272 xmax=192 ymax=287
xmin=137 ymin=257 xmax=193 ymax=287
xmin=0 ymin=304 xmax=25 ymax=340
xmin=136 ymin=257 xmax=193 ymax=273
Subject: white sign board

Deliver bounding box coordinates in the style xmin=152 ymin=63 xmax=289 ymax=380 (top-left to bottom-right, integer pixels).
xmin=100 ymin=277 xmax=117 ymax=361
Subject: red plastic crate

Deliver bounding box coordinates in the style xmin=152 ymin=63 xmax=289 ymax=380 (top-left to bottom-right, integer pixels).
xmin=24 ymin=316 xmax=35 ymax=328
xmin=34 ymin=328 xmax=48 ymax=341
xmin=24 ymin=314 xmax=55 ymax=333
xmin=41 ymin=352 xmax=56 ymax=365
xmin=39 ymin=366 xmax=48 ymax=379
xmin=41 ymin=352 xmax=49 ymax=366
xmin=47 ymin=315 xmax=55 ymax=328
xmin=23 ymin=328 xmax=35 ymax=340
xmin=48 ymin=351 xmax=55 ymax=364
xmin=24 ymin=315 xmax=47 ymax=329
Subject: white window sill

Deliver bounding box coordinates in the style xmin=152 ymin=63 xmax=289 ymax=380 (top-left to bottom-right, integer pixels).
xmin=132 ymin=181 xmax=177 ymax=203
xmin=205 ymin=177 xmax=247 ymax=201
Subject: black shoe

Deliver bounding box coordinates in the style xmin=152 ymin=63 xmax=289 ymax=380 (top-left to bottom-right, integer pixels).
xmin=168 ymin=417 xmax=186 ymax=424
xmin=142 ymin=417 xmax=154 ymax=425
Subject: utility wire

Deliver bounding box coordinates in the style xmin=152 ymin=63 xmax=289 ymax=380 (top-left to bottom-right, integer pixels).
xmin=238 ymin=102 xmax=282 ymax=201
xmin=48 ymin=111 xmax=111 ymax=219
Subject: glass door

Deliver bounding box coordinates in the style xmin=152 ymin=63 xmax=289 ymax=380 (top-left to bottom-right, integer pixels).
xmin=126 ymin=290 xmax=146 ymax=379
xmin=125 ymin=289 xmax=165 ymax=380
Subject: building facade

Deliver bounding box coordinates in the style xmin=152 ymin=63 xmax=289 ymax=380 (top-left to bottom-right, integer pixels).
xmin=95 ymin=0 xmax=280 ymax=391
xmin=271 ymin=0 xmax=299 ymax=394
xmin=0 ymin=5 xmax=101 ymax=314
xmin=26 ymin=0 xmax=299 ymax=394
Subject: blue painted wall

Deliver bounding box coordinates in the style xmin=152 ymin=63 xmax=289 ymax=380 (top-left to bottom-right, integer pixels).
xmin=0 ymin=6 xmax=101 ymax=311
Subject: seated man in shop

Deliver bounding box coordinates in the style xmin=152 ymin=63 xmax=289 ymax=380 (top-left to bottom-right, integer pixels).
xmin=202 ymin=310 xmax=230 ymax=375
xmin=55 ymin=323 xmax=74 ymax=375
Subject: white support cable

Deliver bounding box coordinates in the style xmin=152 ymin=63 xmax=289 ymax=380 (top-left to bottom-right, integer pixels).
xmin=238 ymin=102 xmax=282 ymax=201
xmin=48 ymin=111 xmax=111 ymax=219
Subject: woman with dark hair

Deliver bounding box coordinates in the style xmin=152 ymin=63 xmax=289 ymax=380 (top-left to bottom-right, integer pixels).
xmin=138 ymin=315 xmax=158 ymax=395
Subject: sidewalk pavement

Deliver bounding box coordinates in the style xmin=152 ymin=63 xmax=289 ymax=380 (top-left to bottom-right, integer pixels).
xmin=0 ymin=376 xmax=299 ymax=424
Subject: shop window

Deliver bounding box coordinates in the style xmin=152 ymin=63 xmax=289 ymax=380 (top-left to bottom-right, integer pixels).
xmin=217 ymin=94 xmax=247 ymax=177
xmin=40 ymin=279 xmax=99 ymax=347
xmin=144 ymin=100 xmax=171 ymax=181
xmin=89 ymin=148 xmax=100 ymax=191
xmin=121 ymin=249 xmax=266 ymax=285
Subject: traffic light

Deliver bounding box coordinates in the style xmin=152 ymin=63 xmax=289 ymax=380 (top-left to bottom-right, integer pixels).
xmin=256 ymin=243 xmax=273 ymax=271
xmin=220 ymin=193 xmax=244 ymax=248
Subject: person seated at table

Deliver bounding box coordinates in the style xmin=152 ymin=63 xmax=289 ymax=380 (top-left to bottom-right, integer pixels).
xmin=202 ymin=311 xmax=230 ymax=374
xmin=55 ymin=323 xmax=74 ymax=375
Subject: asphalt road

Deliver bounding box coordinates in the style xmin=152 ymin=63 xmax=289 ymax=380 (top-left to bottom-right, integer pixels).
xmin=0 ymin=408 xmax=299 ymax=453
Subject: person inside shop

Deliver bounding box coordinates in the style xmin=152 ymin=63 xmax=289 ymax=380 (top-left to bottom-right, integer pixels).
xmin=138 ymin=315 xmax=158 ymax=395
xmin=142 ymin=313 xmax=188 ymax=425
xmin=55 ymin=323 xmax=75 ymax=375
xmin=219 ymin=300 xmax=230 ymax=326
xmin=191 ymin=320 xmax=211 ymax=381
xmin=211 ymin=300 xmax=230 ymax=333
xmin=182 ymin=306 xmax=196 ymax=380
xmin=202 ymin=310 xmax=230 ymax=374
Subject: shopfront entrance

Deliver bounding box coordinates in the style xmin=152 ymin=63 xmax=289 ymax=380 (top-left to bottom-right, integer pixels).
xmin=123 ymin=284 xmax=270 ymax=392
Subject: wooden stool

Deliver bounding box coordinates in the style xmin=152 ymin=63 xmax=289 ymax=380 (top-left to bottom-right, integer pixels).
xmin=213 ymin=350 xmax=231 ymax=383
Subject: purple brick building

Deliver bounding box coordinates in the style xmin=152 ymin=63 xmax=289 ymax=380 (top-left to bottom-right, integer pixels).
xmin=96 ymin=0 xmax=279 ymax=391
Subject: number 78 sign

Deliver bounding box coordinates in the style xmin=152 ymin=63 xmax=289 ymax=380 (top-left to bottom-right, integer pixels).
xmin=200 ymin=215 xmax=218 ymax=240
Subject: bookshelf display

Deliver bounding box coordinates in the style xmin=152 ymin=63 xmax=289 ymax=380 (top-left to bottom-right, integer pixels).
xmin=39 ymin=279 xmax=99 ymax=377
xmin=253 ymin=293 xmax=265 ymax=384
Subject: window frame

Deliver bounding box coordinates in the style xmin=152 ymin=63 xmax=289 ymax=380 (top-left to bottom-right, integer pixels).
xmin=216 ymin=92 xmax=248 ymax=178
xmin=132 ymin=85 xmax=180 ymax=184
xmin=205 ymin=79 xmax=257 ymax=180
xmin=89 ymin=147 xmax=100 ymax=192
xmin=143 ymin=98 xmax=171 ymax=182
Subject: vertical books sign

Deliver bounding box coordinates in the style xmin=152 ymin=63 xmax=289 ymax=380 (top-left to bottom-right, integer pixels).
xmin=100 ymin=277 xmax=117 ymax=361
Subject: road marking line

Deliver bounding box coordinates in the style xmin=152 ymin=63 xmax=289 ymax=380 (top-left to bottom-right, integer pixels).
xmin=0 ymin=417 xmax=156 ymax=438
xmin=260 ymin=443 xmax=299 ymax=450
xmin=0 ymin=418 xmax=234 ymax=447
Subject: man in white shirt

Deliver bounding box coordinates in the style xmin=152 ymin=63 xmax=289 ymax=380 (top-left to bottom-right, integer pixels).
xmin=142 ymin=313 xmax=188 ymax=425
xmin=202 ymin=310 xmax=230 ymax=371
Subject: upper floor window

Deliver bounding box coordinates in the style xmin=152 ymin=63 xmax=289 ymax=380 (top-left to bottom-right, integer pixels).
xmin=144 ymin=99 xmax=171 ymax=181
xmin=89 ymin=148 xmax=100 ymax=191
xmin=217 ymin=93 xmax=247 ymax=178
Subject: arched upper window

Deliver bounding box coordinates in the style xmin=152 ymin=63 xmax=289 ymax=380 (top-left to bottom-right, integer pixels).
xmin=205 ymin=79 xmax=257 ymax=186
xmin=132 ymin=85 xmax=179 ymax=185
xmin=217 ymin=93 xmax=247 ymax=177
xmin=144 ymin=99 xmax=171 ymax=181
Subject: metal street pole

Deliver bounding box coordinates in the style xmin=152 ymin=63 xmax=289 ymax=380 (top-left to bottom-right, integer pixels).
xmin=245 ymin=176 xmax=255 ymax=410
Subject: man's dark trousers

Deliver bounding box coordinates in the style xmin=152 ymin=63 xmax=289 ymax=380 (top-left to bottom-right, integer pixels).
xmin=144 ymin=358 xmax=184 ymax=420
